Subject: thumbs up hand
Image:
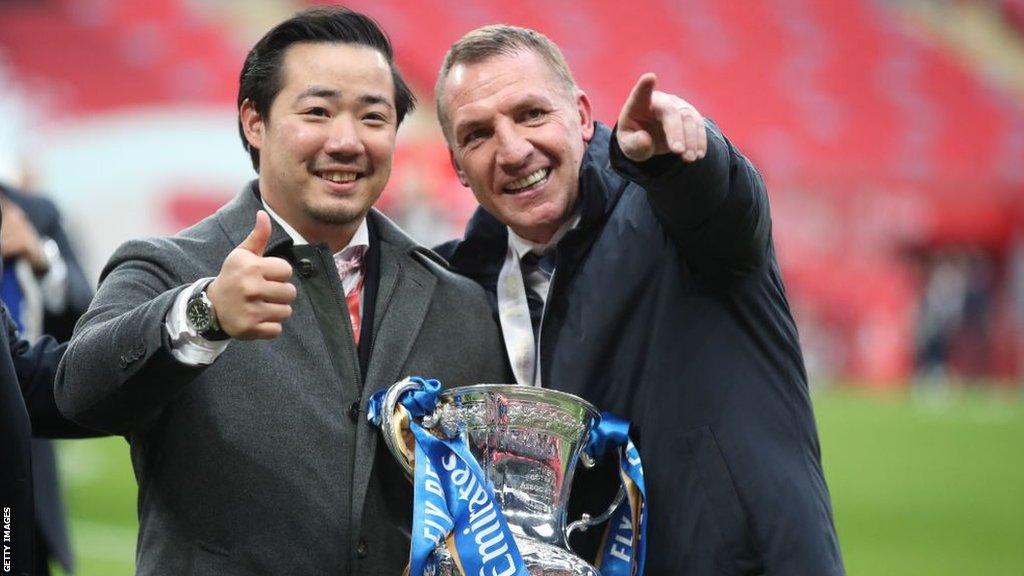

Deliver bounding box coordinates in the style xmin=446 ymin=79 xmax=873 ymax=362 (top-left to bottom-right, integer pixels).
xmin=205 ymin=210 xmax=297 ymax=340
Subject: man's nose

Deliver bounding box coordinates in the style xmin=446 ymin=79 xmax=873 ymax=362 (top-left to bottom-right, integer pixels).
xmin=495 ymin=124 xmax=532 ymax=170
xmin=324 ymin=116 xmax=364 ymax=156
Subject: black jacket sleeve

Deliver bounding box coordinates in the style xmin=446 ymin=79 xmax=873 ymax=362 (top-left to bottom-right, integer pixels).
xmin=609 ymin=119 xmax=772 ymax=286
xmin=4 ymin=305 xmax=98 ymax=438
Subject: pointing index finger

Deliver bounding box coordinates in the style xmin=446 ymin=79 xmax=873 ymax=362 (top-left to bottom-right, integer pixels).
xmin=623 ymin=73 xmax=658 ymax=119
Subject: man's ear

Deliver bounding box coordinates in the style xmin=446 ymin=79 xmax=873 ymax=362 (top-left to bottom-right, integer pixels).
xmin=449 ymin=148 xmax=469 ymax=187
xmin=576 ymin=90 xmax=595 ymax=143
xmin=240 ymin=99 xmax=264 ymax=151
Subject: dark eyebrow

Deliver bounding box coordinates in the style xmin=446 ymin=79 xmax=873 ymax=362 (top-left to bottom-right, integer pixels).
xmin=359 ymin=94 xmax=393 ymax=110
xmin=295 ymin=86 xmax=341 ymax=101
xmin=295 ymin=87 xmax=393 ymax=110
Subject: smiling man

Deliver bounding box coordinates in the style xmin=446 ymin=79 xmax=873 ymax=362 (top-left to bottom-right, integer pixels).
xmin=435 ymin=26 xmax=846 ymax=575
xmin=54 ymin=8 xmax=508 ymax=575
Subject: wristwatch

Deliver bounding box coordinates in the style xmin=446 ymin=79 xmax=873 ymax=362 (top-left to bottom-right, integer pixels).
xmin=185 ymin=280 xmax=230 ymax=341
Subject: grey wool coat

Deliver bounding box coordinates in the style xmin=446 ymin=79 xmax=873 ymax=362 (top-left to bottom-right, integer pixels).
xmin=54 ymin=184 xmax=510 ymax=575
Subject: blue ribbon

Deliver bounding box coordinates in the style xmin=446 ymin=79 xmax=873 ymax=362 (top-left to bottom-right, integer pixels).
xmin=586 ymin=413 xmax=648 ymax=576
xmin=366 ymin=378 xmax=440 ymax=426
xmin=368 ymin=378 xmax=529 ymax=576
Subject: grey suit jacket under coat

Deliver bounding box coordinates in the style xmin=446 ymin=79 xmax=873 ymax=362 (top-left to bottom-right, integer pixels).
xmin=55 ymin=184 xmax=510 ymax=575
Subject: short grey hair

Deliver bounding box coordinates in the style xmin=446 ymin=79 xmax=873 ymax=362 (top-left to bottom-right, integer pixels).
xmin=435 ymin=25 xmax=578 ymax=142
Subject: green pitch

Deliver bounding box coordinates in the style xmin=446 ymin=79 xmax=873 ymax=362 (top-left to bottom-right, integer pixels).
xmin=816 ymin=386 xmax=1024 ymax=575
xmin=54 ymin=386 xmax=1024 ymax=575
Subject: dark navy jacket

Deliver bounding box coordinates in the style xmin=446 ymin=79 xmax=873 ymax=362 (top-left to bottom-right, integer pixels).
xmin=2 ymin=184 xmax=96 ymax=574
xmin=0 ymin=201 xmax=95 ymax=576
xmin=437 ymin=122 xmax=845 ymax=575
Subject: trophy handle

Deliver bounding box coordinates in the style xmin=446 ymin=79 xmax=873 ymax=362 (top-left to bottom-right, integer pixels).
xmin=563 ymin=485 xmax=627 ymax=545
xmin=378 ymin=378 xmax=423 ymax=478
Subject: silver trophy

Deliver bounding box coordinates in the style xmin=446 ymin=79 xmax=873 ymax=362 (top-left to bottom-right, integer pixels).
xmin=377 ymin=381 xmax=626 ymax=576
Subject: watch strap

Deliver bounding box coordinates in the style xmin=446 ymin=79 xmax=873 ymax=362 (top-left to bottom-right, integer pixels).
xmin=190 ymin=279 xmax=230 ymax=341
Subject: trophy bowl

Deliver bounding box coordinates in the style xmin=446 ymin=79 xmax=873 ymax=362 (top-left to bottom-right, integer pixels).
xmin=378 ymin=382 xmax=606 ymax=576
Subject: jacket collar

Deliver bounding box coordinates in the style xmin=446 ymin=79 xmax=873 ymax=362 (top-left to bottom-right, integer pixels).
xmin=215 ymin=181 xmax=294 ymax=256
xmin=216 ymin=181 xmax=431 ymax=261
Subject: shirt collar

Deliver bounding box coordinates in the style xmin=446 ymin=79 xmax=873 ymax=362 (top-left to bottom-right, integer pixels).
xmin=506 ymin=210 xmax=581 ymax=260
xmin=260 ymin=200 xmax=369 ymax=258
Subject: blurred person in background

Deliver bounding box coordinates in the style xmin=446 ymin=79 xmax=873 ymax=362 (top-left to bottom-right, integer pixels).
xmin=0 ymin=188 xmax=93 ymax=342
xmin=1009 ymin=233 xmax=1024 ymax=387
xmin=0 ymin=200 xmax=99 ymax=576
xmin=914 ymin=251 xmax=969 ymax=384
xmin=0 ymin=182 xmax=94 ymax=576
xmin=434 ymin=25 xmax=844 ymax=575
xmin=53 ymin=7 xmax=507 ymax=575
xmin=913 ymin=250 xmax=998 ymax=386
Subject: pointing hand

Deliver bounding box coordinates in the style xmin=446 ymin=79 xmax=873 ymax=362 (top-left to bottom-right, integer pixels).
xmin=616 ymin=73 xmax=707 ymax=164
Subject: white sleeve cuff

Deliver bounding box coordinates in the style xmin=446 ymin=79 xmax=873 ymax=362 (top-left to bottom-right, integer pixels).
xmin=165 ymin=278 xmax=230 ymax=366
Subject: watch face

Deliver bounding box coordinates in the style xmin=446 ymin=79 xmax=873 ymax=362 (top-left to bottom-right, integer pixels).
xmin=186 ymin=298 xmax=213 ymax=332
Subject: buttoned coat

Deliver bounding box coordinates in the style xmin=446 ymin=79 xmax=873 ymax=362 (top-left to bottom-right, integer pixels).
xmin=55 ymin=184 xmax=510 ymax=575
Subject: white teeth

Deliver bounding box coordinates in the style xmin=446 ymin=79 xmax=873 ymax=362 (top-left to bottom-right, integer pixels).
xmin=321 ymin=172 xmax=358 ymax=183
xmin=505 ymin=168 xmax=549 ymax=192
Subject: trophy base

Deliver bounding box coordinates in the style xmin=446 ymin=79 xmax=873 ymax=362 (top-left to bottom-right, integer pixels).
xmin=429 ymin=536 xmax=600 ymax=576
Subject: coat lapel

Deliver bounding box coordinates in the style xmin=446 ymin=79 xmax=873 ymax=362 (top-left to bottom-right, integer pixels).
xmin=215 ymin=181 xmax=294 ymax=255
xmin=350 ymin=211 xmax=436 ymax=531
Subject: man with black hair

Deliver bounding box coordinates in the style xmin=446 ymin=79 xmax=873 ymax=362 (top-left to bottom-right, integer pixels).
xmin=55 ymin=7 xmax=508 ymax=575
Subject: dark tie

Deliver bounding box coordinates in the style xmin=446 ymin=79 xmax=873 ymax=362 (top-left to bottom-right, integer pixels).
xmin=520 ymin=251 xmax=554 ymax=342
